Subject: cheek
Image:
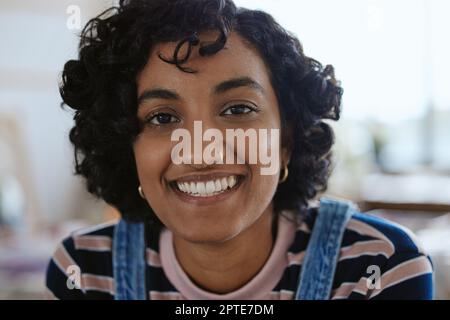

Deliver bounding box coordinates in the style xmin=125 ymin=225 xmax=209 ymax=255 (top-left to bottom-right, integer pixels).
xmin=245 ymin=124 xmax=281 ymax=210
xmin=248 ymin=163 xmax=279 ymax=208
xmin=133 ymin=136 xmax=172 ymax=186
xmin=247 ymin=124 xmax=281 ymax=178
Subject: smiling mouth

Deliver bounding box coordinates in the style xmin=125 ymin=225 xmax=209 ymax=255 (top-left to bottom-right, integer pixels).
xmin=170 ymin=174 xmax=245 ymax=198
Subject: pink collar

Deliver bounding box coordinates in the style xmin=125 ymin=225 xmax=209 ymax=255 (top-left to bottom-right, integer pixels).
xmin=159 ymin=211 xmax=297 ymax=299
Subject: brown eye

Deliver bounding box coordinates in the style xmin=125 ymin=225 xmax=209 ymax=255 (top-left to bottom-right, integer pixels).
xmin=146 ymin=113 xmax=179 ymax=125
xmin=221 ymin=104 xmax=256 ymax=116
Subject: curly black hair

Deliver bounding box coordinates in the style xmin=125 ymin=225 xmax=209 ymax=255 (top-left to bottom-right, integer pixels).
xmin=60 ymin=0 xmax=343 ymax=224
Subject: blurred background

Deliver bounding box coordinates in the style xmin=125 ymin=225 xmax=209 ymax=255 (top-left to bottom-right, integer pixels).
xmin=0 ymin=0 xmax=449 ymax=299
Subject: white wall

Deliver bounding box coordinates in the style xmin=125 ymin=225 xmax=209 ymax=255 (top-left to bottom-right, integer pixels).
xmin=235 ymin=0 xmax=450 ymax=122
xmin=0 ymin=1 xmax=114 ymax=224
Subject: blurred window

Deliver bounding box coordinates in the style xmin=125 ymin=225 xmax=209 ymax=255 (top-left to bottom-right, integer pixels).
xmin=235 ymin=0 xmax=450 ymax=171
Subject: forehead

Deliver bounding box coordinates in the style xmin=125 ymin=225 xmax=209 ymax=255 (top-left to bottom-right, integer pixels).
xmin=136 ymin=31 xmax=272 ymax=94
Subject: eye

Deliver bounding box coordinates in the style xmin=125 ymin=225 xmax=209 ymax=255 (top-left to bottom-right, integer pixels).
xmin=221 ymin=104 xmax=257 ymax=116
xmin=146 ymin=112 xmax=179 ymax=125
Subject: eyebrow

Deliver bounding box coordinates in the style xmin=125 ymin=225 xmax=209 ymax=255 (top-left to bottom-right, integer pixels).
xmin=213 ymin=76 xmax=265 ymax=95
xmin=137 ymin=76 xmax=265 ymax=106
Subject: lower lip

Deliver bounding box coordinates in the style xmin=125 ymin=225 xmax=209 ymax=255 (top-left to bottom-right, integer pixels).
xmin=170 ymin=176 xmax=245 ymax=205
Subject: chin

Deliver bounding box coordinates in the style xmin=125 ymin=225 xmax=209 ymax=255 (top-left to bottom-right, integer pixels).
xmin=175 ymin=223 xmax=241 ymax=244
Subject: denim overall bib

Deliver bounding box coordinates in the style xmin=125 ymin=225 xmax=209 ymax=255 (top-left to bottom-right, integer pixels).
xmin=112 ymin=197 xmax=355 ymax=300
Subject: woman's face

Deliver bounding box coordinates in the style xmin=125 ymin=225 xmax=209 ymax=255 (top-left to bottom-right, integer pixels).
xmin=134 ymin=31 xmax=288 ymax=243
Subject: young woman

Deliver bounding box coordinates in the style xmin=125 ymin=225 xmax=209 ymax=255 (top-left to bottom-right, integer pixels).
xmin=46 ymin=0 xmax=434 ymax=300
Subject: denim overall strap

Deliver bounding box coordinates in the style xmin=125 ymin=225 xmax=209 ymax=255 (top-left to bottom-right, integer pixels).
xmin=113 ymin=219 xmax=146 ymax=300
xmin=295 ymin=198 xmax=355 ymax=300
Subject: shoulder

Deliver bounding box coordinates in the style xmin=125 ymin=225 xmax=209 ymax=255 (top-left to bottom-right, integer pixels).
xmin=69 ymin=220 xmax=117 ymax=251
xmin=57 ymin=220 xmax=117 ymax=264
xmin=304 ymin=200 xmax=428 ymax=256
xmin=45 ymin=221 xmax=118 ymax=300
xmin=333 ymin=208 xmax=434 ymax=299
xmin=299 ymin=199 xmax=433 ymax=299
xmin=344 ymin=211 xmax=426 ymax=256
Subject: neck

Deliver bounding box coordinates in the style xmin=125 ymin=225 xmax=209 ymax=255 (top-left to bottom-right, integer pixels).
xmin=172 ymin=204 xmax=276 ymax=294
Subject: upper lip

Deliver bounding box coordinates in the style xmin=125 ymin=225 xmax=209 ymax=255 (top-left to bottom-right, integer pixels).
xmin=168 ymin=171 xmax=246 ymax=183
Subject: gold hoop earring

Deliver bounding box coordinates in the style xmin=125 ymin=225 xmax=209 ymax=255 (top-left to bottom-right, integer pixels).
xmin=279 ymin=165 xmax=289 ymax=184
xmin=138 ymin=185 xmax=145 ymax=199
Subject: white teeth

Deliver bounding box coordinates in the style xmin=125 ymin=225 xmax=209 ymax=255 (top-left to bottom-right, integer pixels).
xmin=190 ymin=181 xmax=197 ymax=194
xmin=221 ymin=177 xmax=228 ymax=190
xmin=214 ymin=180 xmax=222 ymax=192
xmin=206 ymin=181 xmax=215 ymax=194
xmin=175 ymin=175 xmax=240 ymax=197
xmin=227 ymin=175 xmax=236 ymax=188
xmin=196 ymin=181 xmax=206 ymax=195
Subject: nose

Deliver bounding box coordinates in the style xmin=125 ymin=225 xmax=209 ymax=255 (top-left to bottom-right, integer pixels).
xmin=182 ymin=120 xmax=226 ymax=169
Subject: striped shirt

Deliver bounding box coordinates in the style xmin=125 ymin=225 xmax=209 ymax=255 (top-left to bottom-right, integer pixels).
xmin=45 ymin=208 xmax=434 ymax=300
